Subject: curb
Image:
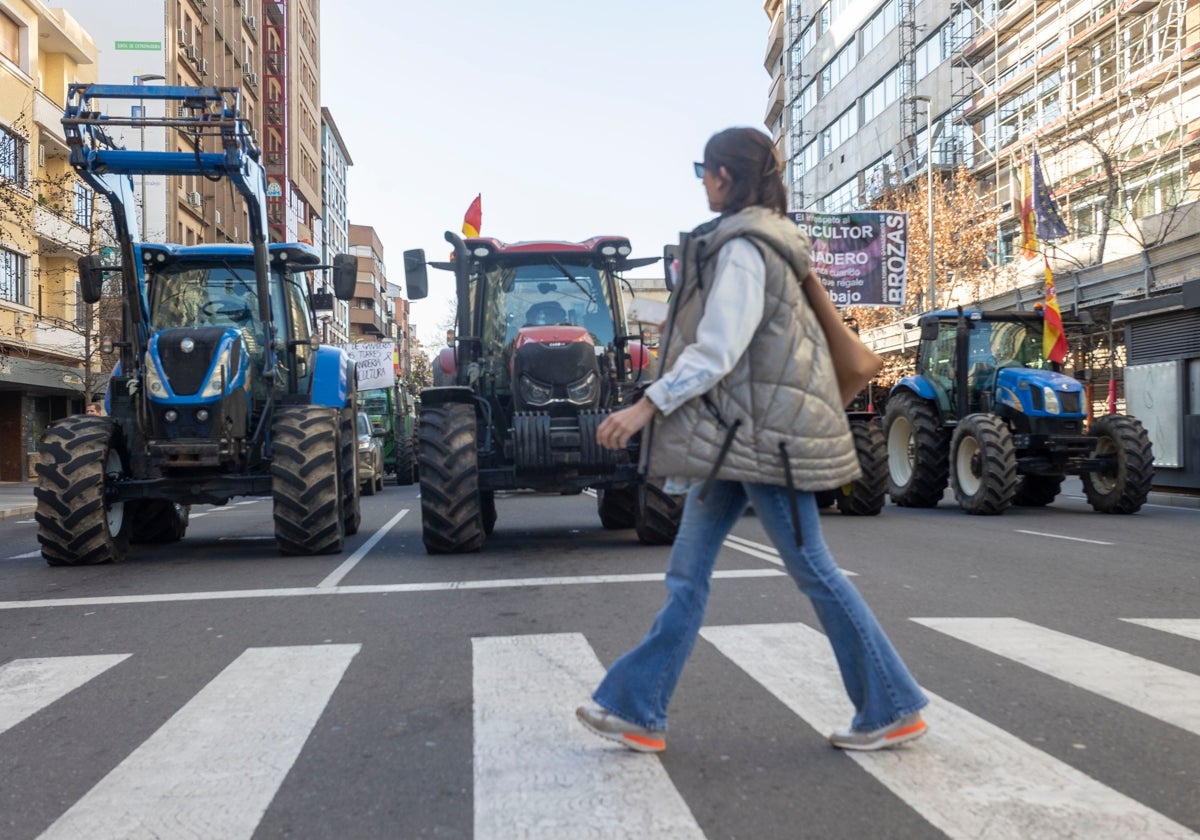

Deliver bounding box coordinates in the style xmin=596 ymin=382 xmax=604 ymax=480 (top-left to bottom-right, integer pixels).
xmin=0 ymin=506 xmax=36 ymax=521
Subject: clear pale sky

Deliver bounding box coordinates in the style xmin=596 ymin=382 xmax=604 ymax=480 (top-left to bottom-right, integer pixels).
xmin=319 ymin=1 xmax=772 ymax=345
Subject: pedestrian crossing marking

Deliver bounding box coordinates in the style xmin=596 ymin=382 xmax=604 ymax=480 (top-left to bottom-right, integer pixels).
xmin=473 ymin=634 xmax=704 ymax=839
xmin=37 ymin=645 xmax=360 ymax=840
xmin=1122 ymin=618 xmax=1200 ymax=643
xmin=701 ymin=622 xmax=1199 ymax=840
xmin=0 ymin=654 xmax=130 ymax=736
xmin=721 ymin=533 xmax=858 ymax=575
xmin=914 ymin=617 xmax=1200 ymax=737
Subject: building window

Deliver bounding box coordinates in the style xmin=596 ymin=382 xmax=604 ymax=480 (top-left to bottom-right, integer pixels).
xmin=73 ymin=181 xmax=93 ymax=229
xmin=861 ymin=67 xmax=901 ymax=125
xmin=1 ymin=248 xmax=29 ymax=305
xmin=0 ymin=124 xmax=27 ymax=186
xmin=0 ymin=11 xmax=18 ymax=65
xmin=860 ymin=0 xmax=898 ymax=58
xmin=821 ymin=107 xmax=858 ymax=157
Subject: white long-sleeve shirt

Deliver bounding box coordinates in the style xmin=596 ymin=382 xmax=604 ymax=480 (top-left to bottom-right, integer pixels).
xmin=645 ymin=238 xmax=765 ymax=416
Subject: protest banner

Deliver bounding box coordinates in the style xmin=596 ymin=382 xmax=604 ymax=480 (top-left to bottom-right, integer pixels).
xmin=791 ymin=211 xmax=908 ymax=307
xmin=338 ymin=342 xmax=396 ymax=391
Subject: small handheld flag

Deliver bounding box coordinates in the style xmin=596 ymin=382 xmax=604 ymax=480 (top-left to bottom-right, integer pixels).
xmin=462 ymin=194 xmax=482 ymax=237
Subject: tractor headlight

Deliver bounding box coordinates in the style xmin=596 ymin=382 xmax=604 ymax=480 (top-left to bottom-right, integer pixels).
xmin=144 ymin=354 xmax=169 ymax=399
xmin=1042 ymin=385 xmax=1061 ymax=415
xmin=519 ymin=374 xmax=553 ymax=407
xmin=565 ymin=371 xmax=600 ymax=405
xmin=199 ymin=346 xmax=235 ymax=399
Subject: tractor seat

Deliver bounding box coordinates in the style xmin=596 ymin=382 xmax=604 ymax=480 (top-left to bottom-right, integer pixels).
xmin=525 ymin=301 xmax=567 ymax=326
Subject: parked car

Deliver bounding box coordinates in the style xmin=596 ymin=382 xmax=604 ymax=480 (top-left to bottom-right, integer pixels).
xmin=357 ymin=411 xmax=385 ymax=496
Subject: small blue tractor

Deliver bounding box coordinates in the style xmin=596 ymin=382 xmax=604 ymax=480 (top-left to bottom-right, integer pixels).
xmin=34 ymin=84 xmax=361 ymax=564
xmin=884 ymin=307 xmax=1154 ymax=515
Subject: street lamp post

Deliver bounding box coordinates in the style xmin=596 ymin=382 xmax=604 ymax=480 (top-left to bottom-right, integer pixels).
xmin=912 ymin=95 xmax=935 ymax=311
xmin=134 ymin=74 xmax=166 ymax=242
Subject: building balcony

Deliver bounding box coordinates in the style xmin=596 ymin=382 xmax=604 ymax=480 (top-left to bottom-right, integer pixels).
xmin=349 ymin=306 xmax=385 ymax=336
xmin=765 ymin=73 xmax=785 ymax=125
xmin=34 ymin=205 xmax=91 ymax=257
xmin=764 ymin=10 xmax=784 ymax=71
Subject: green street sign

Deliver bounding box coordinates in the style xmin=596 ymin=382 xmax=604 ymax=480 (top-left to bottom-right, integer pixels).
xmin=115 ymin=40 xmax=161 ymax=51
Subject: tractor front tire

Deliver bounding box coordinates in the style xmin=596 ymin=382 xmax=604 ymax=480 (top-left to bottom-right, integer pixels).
xmin=130 ymin=500 xmax=190 ymax=544
xmin=1082 ymin=414 xmax=1154 ymax=514
xmin=950 ymin=413 xmax=1018 ymax=515
xmin=835 ymin=420 xmax=888 ymax=516
xmin=418 ymin=403 xmax=485 ymax=554
xmin=34 ymin=416 xmax=131 ymax=566
xmin=885 ymin=390 xmax=949 ymax=507
xmin=272 ymin=406 xmax=345 ymax=555
xmin=635 ymin=479 xmax=683 ymax=545
xmin=394 ymin=435 xmax=416 ymax=486
xmin=597 ymin=484 xmax=637 ymax=529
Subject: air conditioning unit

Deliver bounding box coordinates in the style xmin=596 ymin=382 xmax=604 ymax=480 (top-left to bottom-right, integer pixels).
xmin=215 ymin=209 xmax=223 ymax=225
xmin=185 ymin=44 xmax=198 ymax=61
xmin=199 ymin=58 xmax=209 ymax=75
xmin=244 ymin=72 xmax=259 ymax=87
xmin=177 ymin=28 xmax=187 ymax=43
xmin=187 ymin=191 xmax=202 ymax=207
xmin=246 ymin=15 xmax=257 ymax=30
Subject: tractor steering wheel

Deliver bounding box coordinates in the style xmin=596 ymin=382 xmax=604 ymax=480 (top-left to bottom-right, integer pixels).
xmin=201 ymin=300 xmax=250 ymax=322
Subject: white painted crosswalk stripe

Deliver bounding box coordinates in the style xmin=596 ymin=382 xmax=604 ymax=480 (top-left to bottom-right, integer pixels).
xmin=702 ymin=622 xmax=1199 ymax=840
xmin=37 ymin=644 xmax=360 ymax=840
xmin=1122 ymin=618 xmax=1200 ymax=642
xmin=914 ymin=617 xmax=1200 ymax=737
xmin=0 ymin=654 xmax=130 ymax=736
xmin=473 ymin=634 xmax=704 ymax=839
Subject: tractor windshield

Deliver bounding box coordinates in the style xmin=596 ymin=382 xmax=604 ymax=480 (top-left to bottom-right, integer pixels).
xmin=966 ymin=320 xmax=1049 ymax=370
xmin=148 ymin=263 xmax=262 ymax=333
xmin=479 ymin=260 xmax=619 ymax=351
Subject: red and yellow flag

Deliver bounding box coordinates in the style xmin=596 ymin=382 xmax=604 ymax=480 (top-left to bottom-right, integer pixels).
xmin=462 ymin=194 xmax=482 ymax=238
xmin=1019 ymin=159 xmax=1038 ymax=259
xmin=1042 ymin=255 xmax=1068 ymax=364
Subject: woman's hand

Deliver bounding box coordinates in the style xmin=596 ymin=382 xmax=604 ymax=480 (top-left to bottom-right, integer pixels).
xmin=596 ymin=399 xmax=658 ymax=450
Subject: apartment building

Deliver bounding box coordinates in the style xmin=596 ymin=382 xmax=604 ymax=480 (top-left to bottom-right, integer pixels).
xmin=777 ymin=0 xmax=1199 ymax=293
xmin=320 ymin=104 xmax=351 ymax=343
xmin=347 ymin=223 xmax=389 ymax=343
xmin=0 ymin=2 xmax=98 ymax=481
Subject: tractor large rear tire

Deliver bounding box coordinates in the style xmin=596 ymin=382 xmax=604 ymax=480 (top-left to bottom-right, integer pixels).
xmin=835 ymin=419 xmax=888 ymax=516
xmin=418 ymin=403 xmax=485 ymax=554
xmin=394 ymin=435 xmax=416 ymax=486
xmin=597 ymin=484 xmax=637 ymax=529
xmin=339 ymin=407 xmax=361 ymax=537
xmin=950 ymin=413 xmax=1018 ymax=515
xmin=885 ymin=390 xmax=949 ymax=507
xmin=34 ymin=416 xmax=131 ymax=566
xmin=130 ymin=500 xmax=190 ymax=544
xmin=1013 ymin=475 xmax=1063 ymax=507
xmin=272 ymin=406 xmax=345 ymax=555
xmin=635 ymin=479 xmax=683 ymax=545
xmin=1082 ymin=414 xmax=1154 ymax=514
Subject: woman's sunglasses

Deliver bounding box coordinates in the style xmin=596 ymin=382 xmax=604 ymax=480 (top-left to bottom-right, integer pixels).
xmin=693 ymin=162 xmax=706 ymax=178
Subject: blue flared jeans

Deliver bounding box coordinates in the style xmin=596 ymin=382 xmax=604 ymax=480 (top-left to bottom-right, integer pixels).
xmin=593 ymin=480 xmax=928 ymax=732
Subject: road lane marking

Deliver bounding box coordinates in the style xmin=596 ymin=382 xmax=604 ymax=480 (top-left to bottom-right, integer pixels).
xmin=723 ymin=534 xmax=858 ymax=576
xmin=6 ymin=550 xmax=42 ymax=560
xmin=473 ymin=634 xmax=703 ymax=839
xmin=914 ymin=617 xmax=1200 ymax=737
xmin=0 ymin=655 xmax=130 ymax=736
xmin=702 ymin=622 xmax=1198 ymax=840
xmin=317 ymin=508 xmax=409 ymax=588
xmin=38 ymin=645 xmax=359 ymax=840
xmin=0 ymin=568 xmax=785 ymax=611
xmin=1014 ymin=529 xmax=1114 ymax=545
xmin=1122 ymin=618 xmax=1200 ymax=642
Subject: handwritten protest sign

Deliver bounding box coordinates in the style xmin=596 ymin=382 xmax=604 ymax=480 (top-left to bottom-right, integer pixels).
xmin=791 ymin=211 xmax=908 ymax=307
xmin=338 ymin=342 xmax=395 ymax=391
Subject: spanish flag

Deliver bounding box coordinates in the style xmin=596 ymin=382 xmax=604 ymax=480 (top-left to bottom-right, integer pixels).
xmin=1042 ymin=255 xmax=1068 ymax=364
xmin=462 ymin=194 xmax=482 ymax=238
xmin=1018 ymin=159 xmax=1038 ymax=259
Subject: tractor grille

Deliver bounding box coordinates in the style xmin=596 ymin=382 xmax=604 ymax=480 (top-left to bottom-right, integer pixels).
xmin=1029 ymin=388 xmax=1081 ymax=415
xmin=156 ymin=327 xmax=232 ymax=396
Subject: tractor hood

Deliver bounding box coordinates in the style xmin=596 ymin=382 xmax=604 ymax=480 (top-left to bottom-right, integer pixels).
xmin=994 ymin=367 xmax=1085 ymax=417
xmin=512 ymin=325 xmax=595 ymax=353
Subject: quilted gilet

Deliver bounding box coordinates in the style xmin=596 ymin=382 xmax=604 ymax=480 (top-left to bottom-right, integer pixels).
xmin=641 ymin=206 xmax=861 ymax=491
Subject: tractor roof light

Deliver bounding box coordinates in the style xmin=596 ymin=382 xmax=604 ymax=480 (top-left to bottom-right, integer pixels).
xmin=472 ymin=246 xmax=491 ymax=258
xmin=600 ymin=245 xmax=618 ymax=256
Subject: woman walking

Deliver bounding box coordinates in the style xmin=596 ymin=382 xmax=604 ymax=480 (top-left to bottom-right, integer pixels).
xmin=577 ymin=127 xmax=928 ymax=754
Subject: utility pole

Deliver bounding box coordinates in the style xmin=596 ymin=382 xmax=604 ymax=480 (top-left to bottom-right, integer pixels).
xmin=912 ymin=95 xmax=936 ymax=311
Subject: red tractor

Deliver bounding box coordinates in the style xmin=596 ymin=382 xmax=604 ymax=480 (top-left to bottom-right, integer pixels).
xmin=404 ymin=233 xmax=682 ymax=553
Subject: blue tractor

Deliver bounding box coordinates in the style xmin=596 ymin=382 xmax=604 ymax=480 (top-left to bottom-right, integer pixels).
xmin=884 ymin=308 xmax=1154 ymax=515
xmin=34 ymin=84 xmax=361 ymax=564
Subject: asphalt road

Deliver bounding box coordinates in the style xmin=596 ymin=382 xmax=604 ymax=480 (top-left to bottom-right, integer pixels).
xmin=0 ymin=481 xmax=1197 ymax=839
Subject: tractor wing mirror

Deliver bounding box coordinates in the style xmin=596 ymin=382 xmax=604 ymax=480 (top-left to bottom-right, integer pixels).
xmin=919 ymin=320 xmax=939 ymax=341
xmin=77 ymin=254 xmax=106 ymax=304
xmin=403 ymin=249 xmax=429 ymax=300
xmin=331 ymin=253 xmax=357 ymax=300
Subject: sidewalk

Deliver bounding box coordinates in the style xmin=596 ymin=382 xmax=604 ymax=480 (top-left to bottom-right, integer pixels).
xmin=0 ymin=482 xmax=36 ymax=521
